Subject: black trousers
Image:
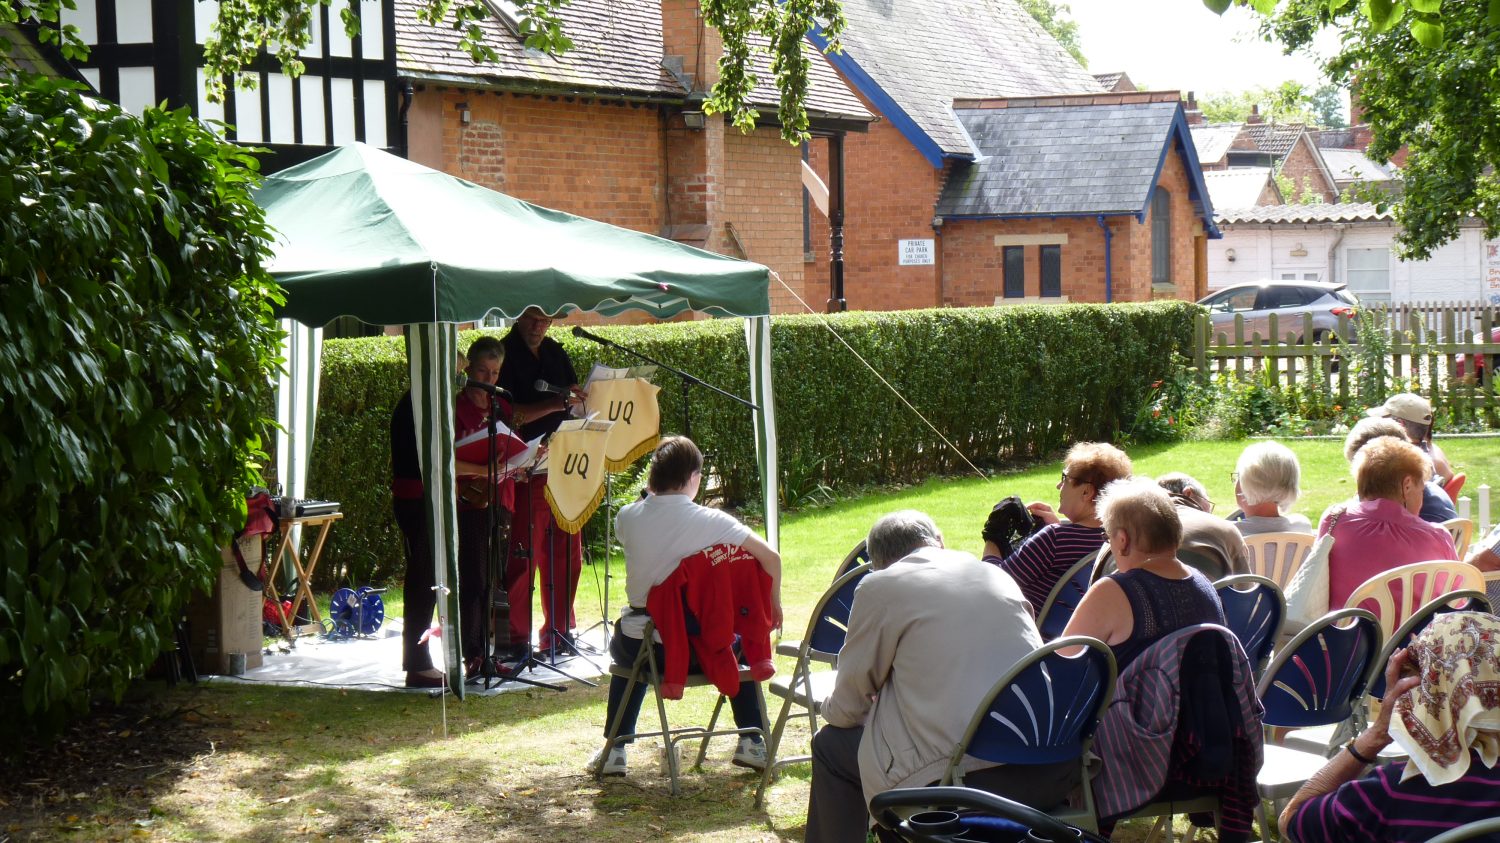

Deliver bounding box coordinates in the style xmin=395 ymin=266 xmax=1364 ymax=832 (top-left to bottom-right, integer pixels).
xmin=395 ymin=497 xmax=434 ymax=673
xmin=804 ymin=724 xmax=1081 ymax=843
xmin=457 ymin=506 xmax=512 ymax=662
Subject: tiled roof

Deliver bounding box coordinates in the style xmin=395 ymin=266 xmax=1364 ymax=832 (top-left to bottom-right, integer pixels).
xmin=1202 ymin=168 xmax=1277 ymax=211
xmin=935 ymin=99 xmax=1181 ymax=217
xmin=394 ymin=0 xmax=870 ymax=121
xmin=1215 ymin=203 xmax=1392 ymax=225
xmin=830 ymin=0 xmax=1104 ymax=158
xmin=1093 ymin=72 xmax=1123 ymax=90
xmin=1189 ymin=124 xmax=1241 ymax=165
xmin=1238 ymin=122 xmax=1306 ymax=158
xmin=1320 ymin=147 xmax=1393 ymax=183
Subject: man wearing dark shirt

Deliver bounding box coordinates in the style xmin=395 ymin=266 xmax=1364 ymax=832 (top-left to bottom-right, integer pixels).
xmin=497 ymin=307 xmax=587 ymax=652
xmin=390 ymin=390 xmax=446 ymax=688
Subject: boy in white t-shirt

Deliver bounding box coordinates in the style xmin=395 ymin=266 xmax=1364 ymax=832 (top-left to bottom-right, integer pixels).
xmin=594 ymin=436 xmax=782 ymax=776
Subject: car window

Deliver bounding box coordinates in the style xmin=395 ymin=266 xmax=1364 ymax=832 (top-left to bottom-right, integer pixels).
xmin=1264 ymin=286 xmax=1318 ymax=308
xmin=1208 ymin=288 xmax=1258 ymax=312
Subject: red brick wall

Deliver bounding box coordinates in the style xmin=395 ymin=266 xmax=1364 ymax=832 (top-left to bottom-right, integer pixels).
xmin=1279 ymin=137 xmax=1338 ymax=202
xmin=429 ymin=88 xmax=666 ymax=234
xmin=410 ymin=86 xmax=810 ymax=319
xmin=723 ymin=129 xmax=808 ymax=313
xmin=806 ymin=87 xmax=945 ymax=312
xmin=940 ymin=216 xmax=1116 ymax=304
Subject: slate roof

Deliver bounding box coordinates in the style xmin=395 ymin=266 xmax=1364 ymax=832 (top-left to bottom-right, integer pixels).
xmin=1238 ymin=122 xmax=1306 ymax=158
xmin=1216 ymin=203 xmax=1392 ymax=225
xmin=1189 ymin=124 xmax=1241 ymax=166
xmin=825 ymin=0 xmax=1103 ymax=159
xmin=1203 ymin=168 xmax=1278 ymax=211
xmin=394 ymin=0 xmax=870 ymax=121
xmin=1320 ymin=147 xmax=1393 ymax=183
xmin=936 ymin=98 xmax=1190 ymax=217
xmin=1094 ymin=72 xmax=1124 ymax=90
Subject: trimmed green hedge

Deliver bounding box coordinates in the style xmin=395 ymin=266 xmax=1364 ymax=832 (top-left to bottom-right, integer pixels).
xmin=305 ymin=302 xmax=1198 ymax=587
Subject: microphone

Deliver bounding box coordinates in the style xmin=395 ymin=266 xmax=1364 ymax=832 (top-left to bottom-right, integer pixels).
xmin=463 ymin=379 xmax=511 ymax=397
xmin=571 ymin=325 xmax=608 ymax=344
xmin=533 ymin=379 xmax=570 ymax=396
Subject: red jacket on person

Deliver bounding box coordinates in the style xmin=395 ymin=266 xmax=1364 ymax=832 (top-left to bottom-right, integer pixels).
xmin=645 ymin=544 xmax=776 ymax=699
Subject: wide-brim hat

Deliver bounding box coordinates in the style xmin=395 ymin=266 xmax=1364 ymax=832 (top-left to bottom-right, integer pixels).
xmin=1367 ymin=393 xmax=1433 ymax=426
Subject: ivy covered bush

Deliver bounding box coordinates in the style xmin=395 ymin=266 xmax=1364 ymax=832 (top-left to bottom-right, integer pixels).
xmin=306 ymin=301 xmax=1198 ymax=586
xmin=0 ymin=73 xmax=282 ymax=736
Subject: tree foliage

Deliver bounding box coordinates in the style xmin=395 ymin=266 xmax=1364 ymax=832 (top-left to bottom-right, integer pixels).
xmin=0 ymin=71 xmax=283 ymax=737
xmin=1017 ymin=0 xmax=1087 ymax=67
xmin=1208 ymin=0 xmax=1500 ymax=258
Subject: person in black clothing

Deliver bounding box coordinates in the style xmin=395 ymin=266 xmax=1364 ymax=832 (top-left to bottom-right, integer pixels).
xmin=497 ymin=307 xmax=588 ymax=651
xmin=391 ymin=351 xmax=501 ymax=688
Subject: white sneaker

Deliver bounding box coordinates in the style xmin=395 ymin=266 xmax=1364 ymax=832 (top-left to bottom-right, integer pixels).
xmin=592 ymin=744 xmax=627 ymax=777
xmin=732 ymin=736 xmax=768 ymax=770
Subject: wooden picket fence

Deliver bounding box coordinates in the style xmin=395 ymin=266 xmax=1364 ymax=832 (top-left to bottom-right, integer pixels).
xmin=1191 ymin=304 xmax=1500 ymax=419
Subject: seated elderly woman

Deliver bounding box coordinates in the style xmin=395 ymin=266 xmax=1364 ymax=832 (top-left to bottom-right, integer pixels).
xmin=1060 ymin=478 xmax=1225 ymax=670
xmin=1156 ymin=472 xmax=1250 ymax=581
xmin=1343 ymin=416 xmax=1458 ymax=524
xmin=982 ymin=441 xmax=1132 ymax=611
xmin=1322 ymin=436 xmax=1457 ymax=610
xmin=1281 ymin=611 xmax=1500 ymax=842
xmin=1232 ymin=441 xmax=1312 ymax=536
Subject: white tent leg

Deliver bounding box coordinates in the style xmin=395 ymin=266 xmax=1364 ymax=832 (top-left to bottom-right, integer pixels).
xmin=406 ymin=323 xmax=463 ymax=697
xmin=745 ymin=316 xmax=780 ymax=551
xmin=274 ymin=319 xmax=323 ymax=563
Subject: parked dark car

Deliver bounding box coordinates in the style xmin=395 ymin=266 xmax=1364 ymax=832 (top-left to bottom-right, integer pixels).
xmin=1198 ymin=281 xmax=1360 ymax=343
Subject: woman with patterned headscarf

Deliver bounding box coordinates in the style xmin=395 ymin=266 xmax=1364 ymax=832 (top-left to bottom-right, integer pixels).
xmin=1281 ymin=611 xmax=1500 ymax=842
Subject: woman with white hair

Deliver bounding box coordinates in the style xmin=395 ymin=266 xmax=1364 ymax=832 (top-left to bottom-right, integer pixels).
xmin=1060 ymin=478 xmax=1225 ymax=670
xmin=1233 ymin=441 xmax=1312 ymax=536
xmin=1281 ymin=612 xmax=1500 ymax=841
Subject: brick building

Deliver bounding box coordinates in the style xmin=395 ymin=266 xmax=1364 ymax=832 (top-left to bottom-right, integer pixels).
xmin=1189 ymin=112 xmax=1339 ymax=204
xmin=50 ymin=0 xmax=872 ymax=320
xmin=799 ymin=0 xmax=1215 ymax=309
xmin=937 ymin=93 xmax=1219 ymax=304
xmin=396 ymin=0 xmax=871 ymax=317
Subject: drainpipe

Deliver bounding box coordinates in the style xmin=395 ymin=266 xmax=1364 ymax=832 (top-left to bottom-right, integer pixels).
xmin=1327 ymin=223 xmax=1347 ymax=284
xmin=1097 ymin=215 xmax=1114 ymax=302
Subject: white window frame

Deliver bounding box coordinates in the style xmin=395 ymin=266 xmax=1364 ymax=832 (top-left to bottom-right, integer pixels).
xmin=1345 ymin=247 xmax=1391 ymax=302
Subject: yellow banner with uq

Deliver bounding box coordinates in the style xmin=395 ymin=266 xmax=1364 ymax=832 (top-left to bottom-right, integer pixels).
xmin=543 ymin=423 xmax=611 ymax=534
xmin=584 ymin=377 xmax=661 ymax=471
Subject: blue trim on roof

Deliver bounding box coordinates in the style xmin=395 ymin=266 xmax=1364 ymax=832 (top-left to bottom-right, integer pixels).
xmin=807 ymin=24 xmax=950 ymax=169
xmin=1140 ymin=106 xmax=1223 ymax=239
xmin=939 ymin=211 xmax=1139 ymax=222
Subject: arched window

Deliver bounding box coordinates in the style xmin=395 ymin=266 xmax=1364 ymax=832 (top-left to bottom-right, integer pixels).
xmin=1151 ymin=188 xmax=1171 ymax=285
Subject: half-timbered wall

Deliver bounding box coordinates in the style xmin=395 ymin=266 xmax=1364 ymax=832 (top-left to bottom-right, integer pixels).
xmin=62 ymin=0 xmax=399 ymax=162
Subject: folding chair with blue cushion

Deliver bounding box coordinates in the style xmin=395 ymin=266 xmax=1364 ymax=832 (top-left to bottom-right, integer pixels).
xmin=597 ymin=618 xmax=770 ymax=802
xmin=834 ymin=538 xmax=871 ymax=580
xmin=1255 ymin=608 xmax=1383 ymax=838
xmin=940 ymin=636 xmax=1116 ymax=833
xmin=1213 ymin=574 xmax=1285 ymax=678
xmin=1282 ymin=590 xmax=1491 ymax=760
xmin=1035 ymin=550 xmax=1102 ymax=641
xmin=755 ymin=562 xmax=871 ymax=803
xmin=871 ymin=787 xmax=1111 ymax=843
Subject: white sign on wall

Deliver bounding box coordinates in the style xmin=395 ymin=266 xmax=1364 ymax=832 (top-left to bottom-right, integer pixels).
xmin=899 ymin=239 xmax=935 ymax=266
xmin=1485 ymin=241 xmax=1500 ymax=306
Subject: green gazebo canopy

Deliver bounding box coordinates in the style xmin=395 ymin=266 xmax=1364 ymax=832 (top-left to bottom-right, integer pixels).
xmin=257 ymin=143 xmax=771 ymax=326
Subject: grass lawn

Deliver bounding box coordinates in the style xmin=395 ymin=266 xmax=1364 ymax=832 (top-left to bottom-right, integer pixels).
xmin=8 ymin=438 xmax=1495 ymax=842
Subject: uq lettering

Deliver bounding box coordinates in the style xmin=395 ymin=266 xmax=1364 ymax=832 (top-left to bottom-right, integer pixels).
xmin=608 ymin=400 xmax=634 ymax=424
xmin=564 ymin=453 xmax=589 ymax=479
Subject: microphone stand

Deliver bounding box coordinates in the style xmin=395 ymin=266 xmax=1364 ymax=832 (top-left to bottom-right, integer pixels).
xmin=570 ymin=326 xmax=759 ymax=440
xmin=476 ymin=391 xmax=564 ymax=693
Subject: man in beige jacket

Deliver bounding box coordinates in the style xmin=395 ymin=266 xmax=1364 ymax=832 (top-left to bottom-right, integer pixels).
xmin=804 ymin=510 xmax=1074 ymax=843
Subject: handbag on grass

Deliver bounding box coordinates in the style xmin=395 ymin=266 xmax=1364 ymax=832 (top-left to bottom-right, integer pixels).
xmin=1282 ymin=508 xmax=1343 ymax=633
